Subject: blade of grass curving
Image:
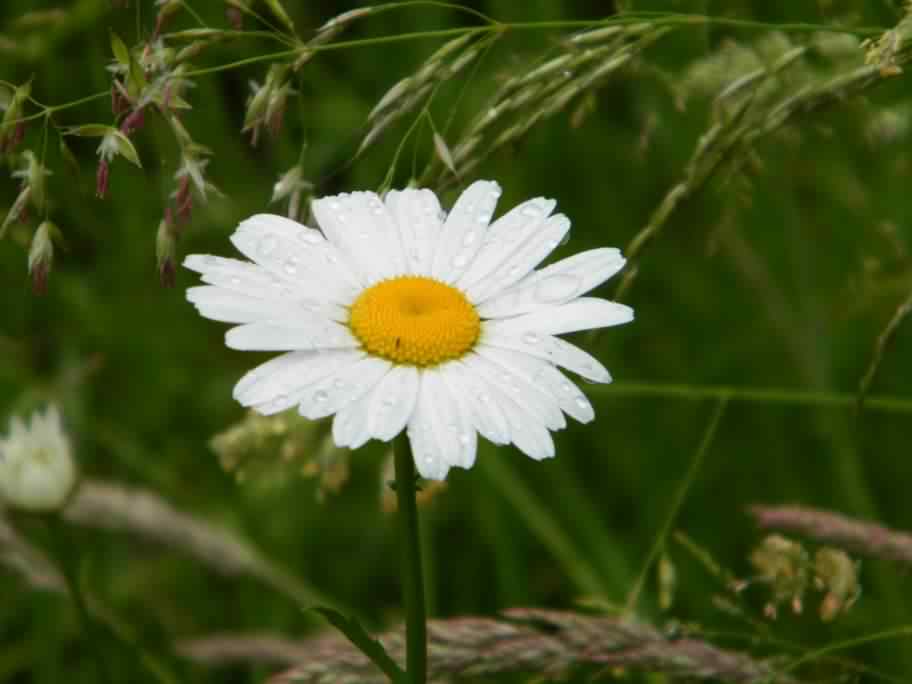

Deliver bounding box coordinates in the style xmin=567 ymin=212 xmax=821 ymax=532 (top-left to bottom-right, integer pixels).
xmin=857 ymin=287 xmax=912 ymax=413
xmin=313 ymin=607 xmax=405 ymax=683
xmin=480 ymin=455 xmax=609 ymax=597
xmin=624 ymin=399 xmax=727 ymax=615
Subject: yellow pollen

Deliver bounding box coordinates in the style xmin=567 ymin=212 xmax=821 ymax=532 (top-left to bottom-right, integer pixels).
xmin=349 ymin=276 xmax=480 ymax=367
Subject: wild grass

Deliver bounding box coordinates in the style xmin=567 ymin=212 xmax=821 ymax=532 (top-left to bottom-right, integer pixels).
xmin=2 ymin=1 xmax=912 ymax=682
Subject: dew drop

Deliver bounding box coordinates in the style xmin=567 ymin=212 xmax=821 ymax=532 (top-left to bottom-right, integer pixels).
xmin=381 ymin=397 xmax=396 ymax=408
xmin=475 ymin=212 xmax=489 ymax=225
xmin=508 ymin=265 xmax=521 ymax=278
xmin=259 ymin=235 xmax=278 ymax=256
xmin=462 ymin=232 xmax=477 ymax=247
xmin=333 ymin=378 xmax=346 ymax=389
xmin=575 ymin=396 xmax=590 ymax=410
xmin=313 ymin=390 xmax=329 ymax=403
xmin=230 ymin=276 xmax=241 ymax=286
xmin=329 ymin=200 xmax=341 ymax=210
xmin=298 ymin=229 xmax=321 ymax=244
xmin=522 ymin=332 xmax=540 ymax=345
xmin=559 ymin=230 xmax=571 ymax=247
xmin=478 ymin=393 xmax=490 ymax=404
xmin=283 ymin=259 xmax=298 ymax=275
xmin=520 ymin=204 xmax=540 ymax=218
xmin=560 ymin=382 xmax=573 ymax=394
xmin=458 ymin=432 xmax=471 ymax=446
xmin=452 ymin=253 xmax=468 ymax=268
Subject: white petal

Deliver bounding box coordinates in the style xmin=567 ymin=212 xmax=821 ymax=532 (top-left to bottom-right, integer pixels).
xmin=478 ymin=248 xmax=626 ymax=319
xmin=456 ymin=197 xmax=556 ymax=291
xmin=384 ymin=188 xmax=443 ymax=276
xmin=367 ymin=365 xmax=420 ymax=442
xmin=440 ymin=361 xmax=509 ymax=445
xmin=225 ymin=319 xmax=358 ymax=352
xmin=312 ymin=191 xmax=405 ymax=284
xmin=485 ymin=297 xmax=634 ymax=336
xmin=187 ymin=285 xmax=343 ymax=324
xmin=297 ymin=356 xmax=392 ymax=420
xmin=230 ymin=214 xmax=362 ymax=304
xmin=485 ymin=352 xmax=593 ymax=424
xmin=416 ymin=369 xmax=475 ymax=471
xmin=431 ymin=368 xmax=477 ymax=469
xmin=407 ymin=374 xmax=451 ymax=480
xmin=235 ymin=350 xmax=364 ymax=413
xmin=431 ymin=180 xmax=501 ymax=283
xmin=465 ymin=214 xmax=571 ymax=304
xmin=332 ymin=389 xmax=374 ymax=449
xmin=503 ymin=401 xmax=555 ymax=461
xmin=461 ymin=371 xmax=554 ymax=461
xmin=480 ymin=326 xmax=613 ymax=383
xmin=465 ymin=351 xmax=565 ymax=431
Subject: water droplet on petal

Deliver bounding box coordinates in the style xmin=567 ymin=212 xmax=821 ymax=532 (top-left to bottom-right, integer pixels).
xmin=560 ymin=382 xmax=573 ymax=394
xmin=298 ymin=230 xmax=321 ymax=244
xmin=333 ymin=378 xmax=346 ymax=389
xmin=575 ymin=396 xmax=590 ymax=410
xmin=259 ymin=235 xmax=278 ymax=256
xmin=522 ymin=332 xmax=540 ymax=345
xmin=508 ymin=265 xmax=521 ymax=278
xmin=452 ymin=253 xmax=468 ymax=268
xmin=458 ymin=432 xmax=471 ymax=446
xmin=283 ymin=259 xmax=298 ymax=275
xmin=521 ymin=204 xmax=540 ymax=218
xmin=559 ymin=231 xmax=571 ymax=247
xmin=329 ymin=200 xmax=341 ymax=210
xmin=462 ymin=232 xmax=476 ymax=247
xmin=313 ymin=390 xmax=329 ymax=403
xmin=230 ymin=276 xmax=241 ymax=286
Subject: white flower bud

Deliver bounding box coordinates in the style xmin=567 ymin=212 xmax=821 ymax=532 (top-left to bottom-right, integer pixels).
xmin=0 ymin=406 xmax=77 ymax=512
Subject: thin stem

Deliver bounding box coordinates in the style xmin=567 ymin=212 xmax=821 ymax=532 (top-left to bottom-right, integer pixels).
xmin=393 ymin=432 xmax=427 ymax=684
xmin=594 ymin=382 xmax=912 ymax=414
xmin=623 ymin=399 xmax=727 ymax=614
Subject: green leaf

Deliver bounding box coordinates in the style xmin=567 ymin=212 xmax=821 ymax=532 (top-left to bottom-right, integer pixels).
xmin=312 ymin=606 xmax=404 ymax=683
xmin=111 ymin=130 xmax=142 ymax=167
xmin=65 ymin=124 xmax=116 ymax=138
xmin=109 ymin=30 xmax=130 ymax=67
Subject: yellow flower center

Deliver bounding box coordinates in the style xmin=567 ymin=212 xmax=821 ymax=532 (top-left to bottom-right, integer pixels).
xmin=349 ymin=276 xmax=480 ymax=367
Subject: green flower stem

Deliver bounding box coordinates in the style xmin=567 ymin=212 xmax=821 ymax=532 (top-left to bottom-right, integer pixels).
xmin=43 ymin=515 xmax=113 ymax=684
xmin=393 ymin=432 xmax=427 ymax=684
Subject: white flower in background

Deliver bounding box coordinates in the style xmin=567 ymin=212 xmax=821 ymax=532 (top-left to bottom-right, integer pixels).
xmin=185 ymin=181 xmax=633 ymax=480
xmin=0 ymin=406 xmax=77 ymax=512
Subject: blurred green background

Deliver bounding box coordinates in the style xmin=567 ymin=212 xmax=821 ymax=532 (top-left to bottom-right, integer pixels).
xmin=2 ymin=0 xmax=912 ymax=682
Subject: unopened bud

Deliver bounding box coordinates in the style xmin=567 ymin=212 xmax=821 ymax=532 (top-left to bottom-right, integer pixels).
xmin=120 ymin=107 xmax=145 ymax=135
xmin=157 ymin=216 xmax=177 ymax=287
xmin=28 ymin=221 xmax=56 ymax=295
xmin=153 ymin=0 xmax=182 ymax=38
xmin=0 ymin=405 xmax=77 ymax=512
xmin=225 ymin=4 xmax=243 ymax=30
xmin=96 ymin=158 xmax=110 ymax=199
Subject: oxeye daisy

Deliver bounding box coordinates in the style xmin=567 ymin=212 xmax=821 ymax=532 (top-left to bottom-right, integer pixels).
xmin=185 ymin=180 xmax=633 ymax=480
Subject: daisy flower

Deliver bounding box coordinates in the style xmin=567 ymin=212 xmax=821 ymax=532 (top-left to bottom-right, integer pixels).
xmin=0 ymin=405 xmax=77 ymax=512
xmin=185 ymin=180 xmax=632 ymax=480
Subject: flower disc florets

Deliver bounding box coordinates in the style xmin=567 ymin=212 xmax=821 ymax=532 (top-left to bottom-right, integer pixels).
xmin=349 ymin=276 xmax=479 ymax=367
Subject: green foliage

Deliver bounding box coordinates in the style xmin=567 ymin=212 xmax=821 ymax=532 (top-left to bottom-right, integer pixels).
xmin=2 ymin=1 xmax=912 ymax=682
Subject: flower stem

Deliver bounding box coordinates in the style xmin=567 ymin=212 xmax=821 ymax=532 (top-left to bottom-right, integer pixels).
xmin=393 ymin=432 xmax=427 ymax=684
